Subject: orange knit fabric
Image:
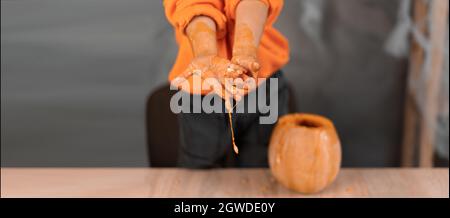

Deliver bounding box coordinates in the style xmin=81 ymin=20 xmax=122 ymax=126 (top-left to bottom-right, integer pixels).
xmin=163 ymin=0 xmax=289 ymax=95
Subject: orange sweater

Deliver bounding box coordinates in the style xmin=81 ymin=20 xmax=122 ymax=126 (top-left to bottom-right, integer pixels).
xmin=163 ymin=0 xmax=289 ymax=95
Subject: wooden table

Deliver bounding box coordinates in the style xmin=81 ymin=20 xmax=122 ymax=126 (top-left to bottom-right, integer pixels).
xmin=1 ymin=168 xmax=448 ymax=198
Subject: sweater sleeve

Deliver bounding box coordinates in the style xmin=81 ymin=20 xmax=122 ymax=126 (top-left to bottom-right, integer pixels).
xmin=163 ymin=0 xmax=227 ymax=38
xmin=224 ymin=0 xmax=283 ymax=26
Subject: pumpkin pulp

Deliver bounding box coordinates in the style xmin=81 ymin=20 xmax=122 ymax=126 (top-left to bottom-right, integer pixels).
xmin=228 ymin=111 xmax=239 ymax=154
xmin=226 ymin=100 xmax=239 ymax=155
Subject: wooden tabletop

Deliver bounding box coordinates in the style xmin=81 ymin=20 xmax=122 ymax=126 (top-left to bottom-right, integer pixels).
xmin=1 ymin=168 xmax=448 ymax=198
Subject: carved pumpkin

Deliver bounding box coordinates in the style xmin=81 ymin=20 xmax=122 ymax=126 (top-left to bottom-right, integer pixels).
xmin=268 ymin=114 xmax=342 ymax=194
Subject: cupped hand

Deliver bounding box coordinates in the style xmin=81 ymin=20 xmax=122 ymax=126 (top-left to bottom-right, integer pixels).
xmin=172 ymin=55 xmax=248 ymax=104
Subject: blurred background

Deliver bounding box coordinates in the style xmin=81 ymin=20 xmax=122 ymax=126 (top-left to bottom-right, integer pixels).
xmin=1 ymin=0 xmax=448 ymax=167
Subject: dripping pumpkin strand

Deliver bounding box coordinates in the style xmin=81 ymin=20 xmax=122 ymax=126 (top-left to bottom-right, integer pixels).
xmin=227 ymin=100 xmax=239 ymax=155
xmin=228 ymin=111 xmax=238 ymax=154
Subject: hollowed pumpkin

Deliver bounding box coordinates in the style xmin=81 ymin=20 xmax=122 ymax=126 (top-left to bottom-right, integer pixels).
xmin=268 ymin=114 xmax=342 ymax=194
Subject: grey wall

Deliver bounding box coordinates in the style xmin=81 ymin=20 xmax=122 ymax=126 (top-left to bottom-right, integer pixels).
xmin=1 ymin=0 xmax=406 ymax=167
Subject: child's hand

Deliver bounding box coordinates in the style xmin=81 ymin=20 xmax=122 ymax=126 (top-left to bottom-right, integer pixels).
xmin=232 ymin=23 xmax=262 ymax=79
xmin=232 ymin=0 xmax=269 ymax=79
xmin=173 ymin=55 xmax=247 ymax=101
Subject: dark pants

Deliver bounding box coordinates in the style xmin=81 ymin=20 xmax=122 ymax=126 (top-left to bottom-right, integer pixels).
xmin=177 ymin=71 xmax=289 ymax=168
